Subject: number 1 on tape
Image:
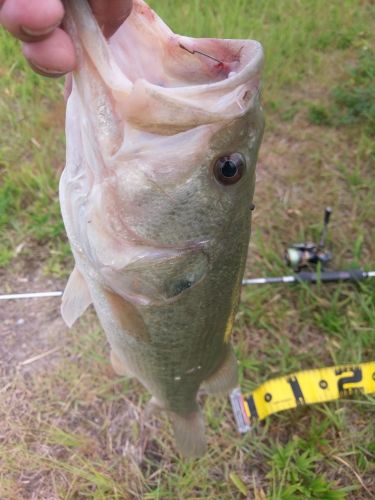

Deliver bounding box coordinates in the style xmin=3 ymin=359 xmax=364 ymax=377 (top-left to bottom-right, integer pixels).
xmin=230 ymin=362 xmax=375 ymax=433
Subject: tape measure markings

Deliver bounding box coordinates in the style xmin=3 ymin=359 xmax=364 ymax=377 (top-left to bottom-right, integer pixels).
xmin=231 ymin=362 xmax=375 ymax=432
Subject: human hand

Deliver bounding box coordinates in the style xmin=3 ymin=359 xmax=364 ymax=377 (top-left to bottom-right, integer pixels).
xmin=0 ymin=0 xmax=133 ymax=77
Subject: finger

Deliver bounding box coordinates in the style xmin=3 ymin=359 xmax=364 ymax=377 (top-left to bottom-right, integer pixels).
xmin=22 ymin=28 xmax=76 ymax=77
xmin=89 ymin=0 xmax=133 ymax=38
xmin=0 ymin=0 xmax=64 ymax=42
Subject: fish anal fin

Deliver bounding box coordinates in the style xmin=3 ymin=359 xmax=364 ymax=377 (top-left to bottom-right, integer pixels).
xmin=170 ymin=410 xmax=207 ymax=458
xmin=61 ymin=267 xmax=92 ymax=327
xmin=202 ymin=347 xmax=238 ymax=395
xmin=104 ymin=289 xmax=150 ymax=343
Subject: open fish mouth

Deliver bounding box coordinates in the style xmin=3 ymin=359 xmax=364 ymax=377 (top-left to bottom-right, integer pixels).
xmin=66 ymin=0 xmax=264 ymax=135
xmin=109 ymin=3 xmax=262 ymax=88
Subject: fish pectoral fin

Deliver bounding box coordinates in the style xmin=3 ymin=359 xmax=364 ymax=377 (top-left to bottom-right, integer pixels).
xmin=170 ymin=410 xmax=207 ymax=458
xmin=61 ymin=267 xmax=92 ymax=327
xmin=202 ymin=346 xmax=238 ymax=395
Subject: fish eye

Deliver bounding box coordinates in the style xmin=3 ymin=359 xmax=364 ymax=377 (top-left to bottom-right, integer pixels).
xmin=213 ymin=153 xmax=246 ymax=185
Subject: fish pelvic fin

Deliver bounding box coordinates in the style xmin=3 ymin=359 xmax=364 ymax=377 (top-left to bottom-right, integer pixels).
xmin=110 ymin=349 xmax=133 ymax=377
xmin=170 ymin=410 xmax=207 ymax=458
xmin=103 ymin=289 xmax=151 ymax=343
xmin=61 ymin=267 xmax=92 ymax=327
xmin=202 ymin=346 xmax=238 ymax=395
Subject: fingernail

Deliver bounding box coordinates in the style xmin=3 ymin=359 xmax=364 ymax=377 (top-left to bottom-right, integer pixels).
xmin=21 ymin=23 xmax=58 ymax=37
xmin=28 ymin=60 xmax=66 ymax=78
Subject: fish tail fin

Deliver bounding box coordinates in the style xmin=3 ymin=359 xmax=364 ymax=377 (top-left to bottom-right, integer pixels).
xmin=202 ymin=346 xmax=238 ymax=395
xmin=170 ymin=410 xmax=207 ymax=458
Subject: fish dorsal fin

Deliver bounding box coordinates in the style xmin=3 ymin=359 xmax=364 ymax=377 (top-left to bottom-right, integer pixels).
xmin=61 ymin=267 xmax=92 ymax=327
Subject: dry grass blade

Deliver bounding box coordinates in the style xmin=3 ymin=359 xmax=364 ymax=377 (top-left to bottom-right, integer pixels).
xmin=332 ymin=454 xmax=373 ymax=498
xmin=19 ymin=346 xmax=62 ymax=366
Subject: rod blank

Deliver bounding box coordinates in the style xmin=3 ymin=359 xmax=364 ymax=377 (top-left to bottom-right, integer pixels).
xmin=0 ymin=291 xmax=63 ymax=300
xmin=0 ymin=270 xmax=374 ymax=301
xmin=243 ymin=270 xmax=375 ymax=286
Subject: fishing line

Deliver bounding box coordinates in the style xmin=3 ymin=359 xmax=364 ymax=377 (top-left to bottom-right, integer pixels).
xmin=178 ymin=43 xmax=224 ymax=65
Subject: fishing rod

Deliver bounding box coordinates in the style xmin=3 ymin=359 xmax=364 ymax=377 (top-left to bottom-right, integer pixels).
xmin=243 ymin=269 xmax=375 ymax=286
xmin=0 ymin=208 xmax=374 ymax=301
xmin=1 ymin=268 xmax=374 ymax=301
xmin=244 ymin=207 xmax=375 ymax=286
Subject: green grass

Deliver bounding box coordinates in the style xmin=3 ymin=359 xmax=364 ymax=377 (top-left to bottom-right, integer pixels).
xmin=1 ymin=0 xmax=375 ymax=498
xmin=0 ymin=32 xmax=68 ymax=272
xmin=308 ymin=49 xmax=375 ymax=136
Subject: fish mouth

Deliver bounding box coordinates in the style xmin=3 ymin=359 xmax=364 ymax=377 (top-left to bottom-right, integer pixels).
xmin=108 ymin=3 xmax=264 ymax=133
xmin=110 ymin=19 xmax=262 ymax=89
xmin=66 ymin=0 xmax=264 ymax=133
xmin=109 ymin=2 xmax=263 ymax=90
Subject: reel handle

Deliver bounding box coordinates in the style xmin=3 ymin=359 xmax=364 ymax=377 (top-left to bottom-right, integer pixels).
xmin=324 ymin=207 xmax=332 ymax=226
xmin=319 ymin=207 xmax=332 ymax=249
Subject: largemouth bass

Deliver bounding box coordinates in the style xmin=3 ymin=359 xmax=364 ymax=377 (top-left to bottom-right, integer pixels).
xmin=60 ymin=0 xmax=264 ymax=457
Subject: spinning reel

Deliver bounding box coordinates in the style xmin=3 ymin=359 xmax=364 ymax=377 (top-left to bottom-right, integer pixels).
xmin=242 ymin=207 xmax=374 ymax=286
xmin=286 ymin=207 xmax=333 ymax=272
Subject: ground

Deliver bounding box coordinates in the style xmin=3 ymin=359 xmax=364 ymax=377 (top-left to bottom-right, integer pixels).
xmin=0 ymin=0 xmax=374 ymax=498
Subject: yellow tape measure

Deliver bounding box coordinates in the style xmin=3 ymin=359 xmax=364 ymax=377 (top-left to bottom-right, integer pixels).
xmin=230 ymin=362 xmax=375 ymax=433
